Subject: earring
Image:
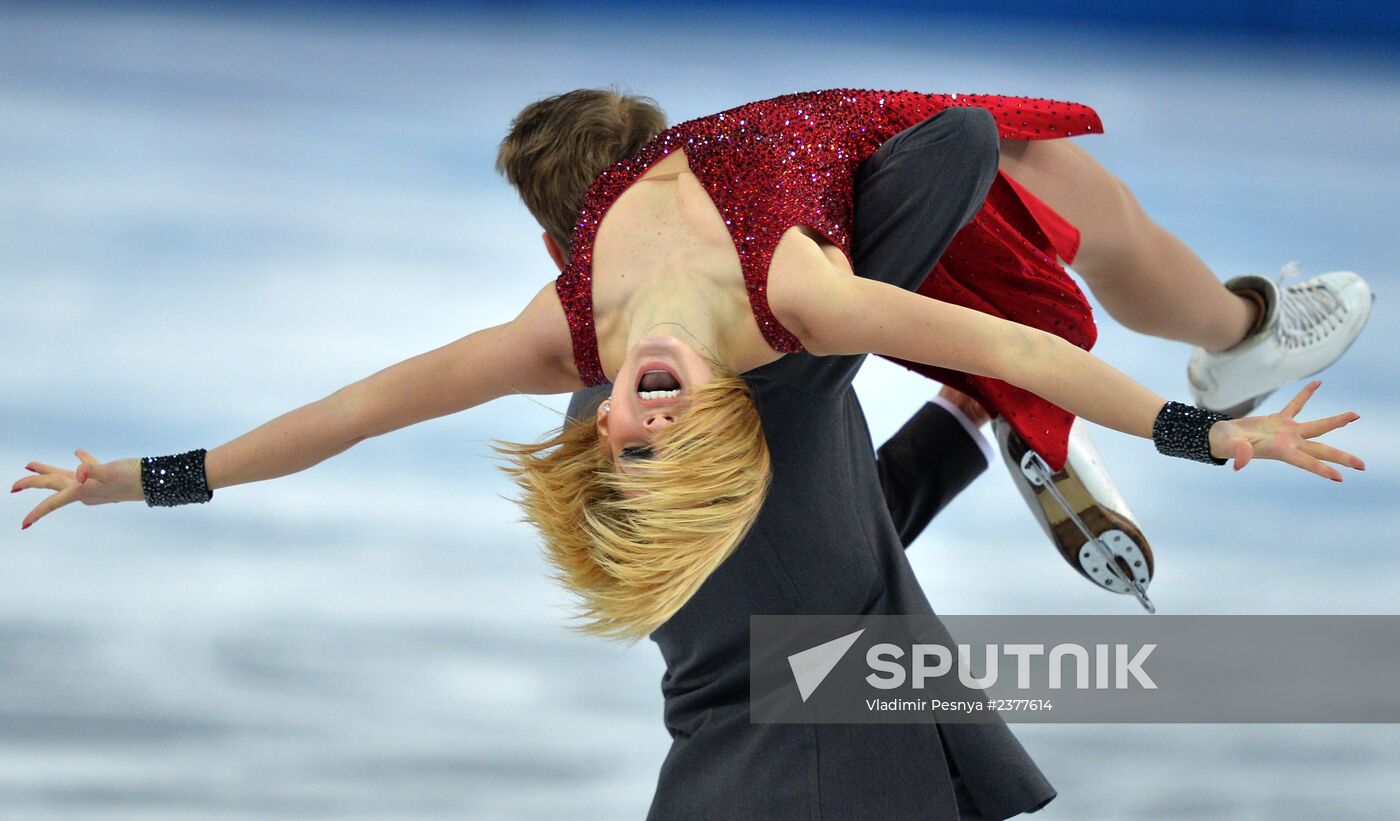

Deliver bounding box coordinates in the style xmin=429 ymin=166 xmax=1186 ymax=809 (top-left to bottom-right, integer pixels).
xmin=602 ymin=402 xmax=611 ymax=412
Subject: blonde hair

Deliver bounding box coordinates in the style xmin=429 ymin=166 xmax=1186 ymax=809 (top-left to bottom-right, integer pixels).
xmin=495 ymin=367 xmax=770 ymax=642
xmin=496 ymin=87 xmax=667 ymax=256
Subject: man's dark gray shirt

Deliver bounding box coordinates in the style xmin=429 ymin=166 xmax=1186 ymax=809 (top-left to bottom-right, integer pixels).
xmin=564 ymin=107 xmax=1056 ymax=820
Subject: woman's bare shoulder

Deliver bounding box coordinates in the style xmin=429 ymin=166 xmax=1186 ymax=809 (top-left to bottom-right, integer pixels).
xmin=509 ymin=282 xmax=584 ymax=392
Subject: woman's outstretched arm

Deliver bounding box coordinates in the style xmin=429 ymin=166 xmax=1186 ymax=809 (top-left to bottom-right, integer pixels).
xmin=786 ymin=267 xmax=1363 ymax=481
xmin=205 ymin=282 xmax=577 ymax=490
xmin=13 ymin=283 xmax=578 ymax=527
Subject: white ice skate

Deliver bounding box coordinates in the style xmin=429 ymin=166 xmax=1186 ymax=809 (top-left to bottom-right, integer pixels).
xmin=1188 ymin=263 xmax=1374 ymax=417
xmin=995 ymin=417 xmax=1155 ymax=613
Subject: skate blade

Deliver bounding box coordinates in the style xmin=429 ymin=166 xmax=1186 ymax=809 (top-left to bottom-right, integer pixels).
xmin=1020 ymin=451 xmax=1156 ymax=613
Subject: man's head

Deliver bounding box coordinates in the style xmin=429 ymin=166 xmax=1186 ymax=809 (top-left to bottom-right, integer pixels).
xmin=496 ymin=87 xmax=666 ymax=258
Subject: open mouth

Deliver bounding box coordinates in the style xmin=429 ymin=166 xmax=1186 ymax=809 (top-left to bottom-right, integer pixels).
xmin=636 ymin=364 xmax=683 ymax=401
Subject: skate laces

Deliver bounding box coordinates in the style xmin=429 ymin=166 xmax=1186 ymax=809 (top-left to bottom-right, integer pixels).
xmin=1275 ymin=262 xmax=1345 ymax=350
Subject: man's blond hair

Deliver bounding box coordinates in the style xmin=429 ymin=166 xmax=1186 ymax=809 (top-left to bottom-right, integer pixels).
xmin=495 ymin=367 xmax=770 ymax=642
xmin=496 ymin=87 xmax=667 ymax=255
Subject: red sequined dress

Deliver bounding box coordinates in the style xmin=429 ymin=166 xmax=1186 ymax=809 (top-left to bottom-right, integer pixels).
xmin=555 ymin=88 xmax=1103 ymax=470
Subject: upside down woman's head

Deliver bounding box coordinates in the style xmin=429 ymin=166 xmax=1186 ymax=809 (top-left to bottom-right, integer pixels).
xmin=495 ymin=345 xmax=770 ymax=642
xmin=596 ymin=333 xmax=723 ymax=475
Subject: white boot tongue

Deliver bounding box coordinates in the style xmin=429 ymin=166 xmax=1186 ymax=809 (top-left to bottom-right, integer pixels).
xmin=639 ymin=370 xmax=681 ymax=391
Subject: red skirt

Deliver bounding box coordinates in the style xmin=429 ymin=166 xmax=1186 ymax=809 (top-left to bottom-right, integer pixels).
xmin=878 ymin=169 xmax=1096 ymax=472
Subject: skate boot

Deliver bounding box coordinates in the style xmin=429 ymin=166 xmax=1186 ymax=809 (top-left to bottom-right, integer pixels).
xmin=1188 ymin=263 xmax=1374 ymax=417
xmin=995 ymin=417 xmax=1155 ymax=613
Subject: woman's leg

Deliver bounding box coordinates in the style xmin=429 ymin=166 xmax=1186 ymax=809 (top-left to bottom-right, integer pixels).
xmin=998 ymin=138 xmax=1257 ymax=352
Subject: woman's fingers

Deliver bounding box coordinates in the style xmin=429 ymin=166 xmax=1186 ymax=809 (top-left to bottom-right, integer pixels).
xmin=1226 ymin=394 xmax=1362 ymax=479
xmin=21 ymin=486 xmax=78 ymax=530
xmin=12 ymin=473 xmax=70 ymax=494
xmin=1280 ymin=380 xmax=1323 ymax=419
xmin=1279 ymin=445 xmax=1342 ymax=482
xmin=1300 ymin=439 xmax=1365 ymax=471
xmin=1297 ymin=411 xmax=1360 ymax=439
xmin=1232 ymin=439 xmax=1254 ymax=471
xmin=14 ymin=452 xmax=123 ymax=528
xmin=25 ymin=461 xmax=76 ymax=480
xmin=74 ymin=449 xmax=99 ymax=483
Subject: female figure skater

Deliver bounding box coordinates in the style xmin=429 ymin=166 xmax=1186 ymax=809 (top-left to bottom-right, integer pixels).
xmin=13 ymin=88 xmax=1369 ymax=820
xmin=15 ymin=88 xmax=1365 ymax=643
xmin=500 ymin=88 xmax=1366 ymax=637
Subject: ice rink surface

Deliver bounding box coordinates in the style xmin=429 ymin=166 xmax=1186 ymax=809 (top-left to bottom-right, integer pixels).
xmin=2 ymin=4 xmax=1398 ymax=818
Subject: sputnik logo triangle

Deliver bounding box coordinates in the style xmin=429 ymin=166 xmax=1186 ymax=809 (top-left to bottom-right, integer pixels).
xmin=787 ymin=628 xmax=865 ymax=702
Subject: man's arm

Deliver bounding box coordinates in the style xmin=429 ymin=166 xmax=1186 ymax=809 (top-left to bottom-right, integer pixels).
xmin=876 ymin=387 xmax=993 ymax=548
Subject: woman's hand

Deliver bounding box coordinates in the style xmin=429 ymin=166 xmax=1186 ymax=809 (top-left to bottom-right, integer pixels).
xmin=11 ymin=449 xmax=144 ymax=530
xmin=1208 ymin=381 xmax=1364 ymax=481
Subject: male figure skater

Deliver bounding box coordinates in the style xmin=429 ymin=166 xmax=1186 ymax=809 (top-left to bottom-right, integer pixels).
xmin=557 ymin=107 xmax=1052 ymax=819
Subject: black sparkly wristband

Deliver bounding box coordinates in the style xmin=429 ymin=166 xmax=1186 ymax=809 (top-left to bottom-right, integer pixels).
xmin=1152 ymin=402 xmax=1231 ymax=465
xmin=140 ymin=448 xmax=214 ymax=507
